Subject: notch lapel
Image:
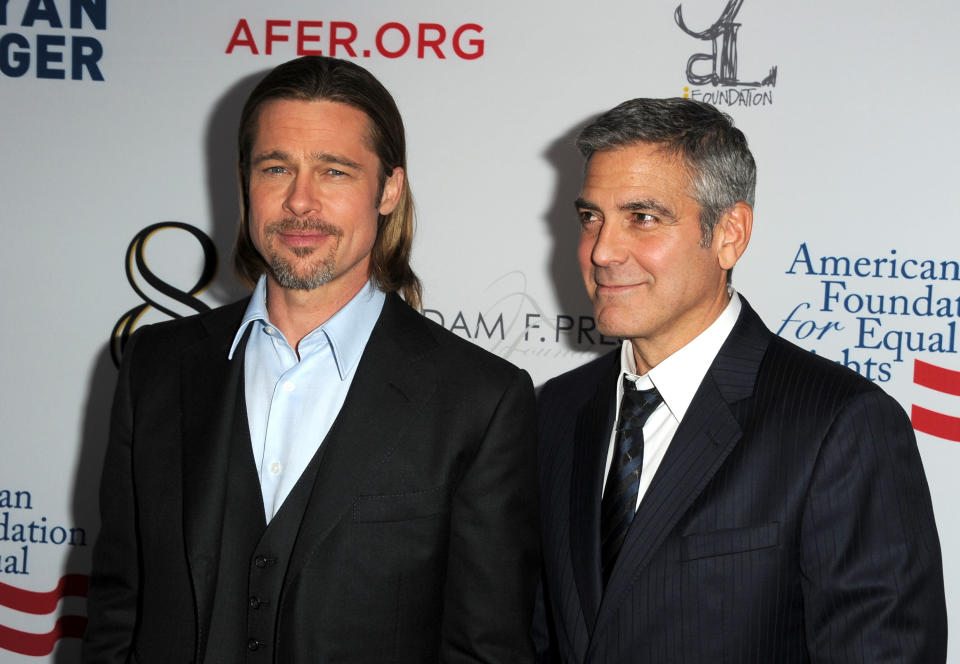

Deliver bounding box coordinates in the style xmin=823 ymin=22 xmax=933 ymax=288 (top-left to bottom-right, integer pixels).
xmin=591 ymin=299 xmax=771 ymax=643
xmin=284 ymin=294 xmax=438 ymax=584
xmin=569 ymin=356 xmax=619 ymax=631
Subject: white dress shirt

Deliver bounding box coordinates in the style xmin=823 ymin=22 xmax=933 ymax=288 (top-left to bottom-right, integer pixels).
xmin=603 ymin=292 xmax=742 ymax=510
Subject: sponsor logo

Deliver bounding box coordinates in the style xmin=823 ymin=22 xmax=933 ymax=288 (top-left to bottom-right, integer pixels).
xmin=0 ymin=488 xmax=88 ymax=655
xmin=778 ymin=243 xmax=960 ymax=438
xmin=779 ymin=243 xmax=959 ymax=384
xmin=912 ymin=360 xmax=960 ymax=442
xmin=1 ymin=0 xmax=106 ymax=81
xmin=225 ymin=18 xmax=484 ymax=60
xmin=424 ymin=272 xmax=612 ymax=363
xmin=675 ymin=0 xmax=776 ymax=107
xmin=111 ymin=222 xmax=218 ymax=366
xmin=0 ymin=575 xmax=88 ymax=655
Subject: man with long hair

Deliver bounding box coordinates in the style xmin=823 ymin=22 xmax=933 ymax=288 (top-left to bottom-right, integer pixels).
xmin=84 ymin=56 xmax=538 ymax=663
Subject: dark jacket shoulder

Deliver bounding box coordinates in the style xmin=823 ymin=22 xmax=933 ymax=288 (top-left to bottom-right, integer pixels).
xmin=538 ymin=349 xmax=619 ymax=415
xmin=122 ymin=299 xmax=248 ymax=360
xmin=383 ymin=292 xmax=529 ymax=384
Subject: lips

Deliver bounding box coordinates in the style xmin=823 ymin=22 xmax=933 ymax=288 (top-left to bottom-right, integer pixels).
xmin=278 ymin=230 xmax=329 ymax=247
xmin=595 ymin=279 xmax=644 ymax=290
xmin=267 ymin=219 xmax=342 ymax=249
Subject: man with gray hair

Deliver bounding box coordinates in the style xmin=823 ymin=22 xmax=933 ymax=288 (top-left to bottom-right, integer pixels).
xmin=535 ymin=97 xmax=946 ymax=662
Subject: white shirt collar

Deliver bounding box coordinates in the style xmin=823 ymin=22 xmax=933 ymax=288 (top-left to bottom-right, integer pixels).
xmin=619 ymin=291 xmax=742 ymax=423
xmin=227 ymin=274 xmax=385 ymax=380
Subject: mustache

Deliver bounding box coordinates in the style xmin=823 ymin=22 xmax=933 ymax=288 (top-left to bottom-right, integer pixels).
xmin=266 ymin=218 xmax=343 ymax=237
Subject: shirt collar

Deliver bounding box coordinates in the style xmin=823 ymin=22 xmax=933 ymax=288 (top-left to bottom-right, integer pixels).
xmin=229 ymin=274 xmax=271 ymax=360
xmin=228 ymin=275 xmax=386 ymax=380
xmin=619 ymin=291 xmax=742 ymax=423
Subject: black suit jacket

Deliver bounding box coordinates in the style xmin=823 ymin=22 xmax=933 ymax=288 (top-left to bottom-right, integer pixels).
xmin=83 ymin=293 xmax=539 ymax=663
xmin=536 ymin=298 xmax=946 ymax=663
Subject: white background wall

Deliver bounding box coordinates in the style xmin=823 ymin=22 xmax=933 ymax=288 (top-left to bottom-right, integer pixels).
xmin=1 ymin=0 xmax=958 ymax=659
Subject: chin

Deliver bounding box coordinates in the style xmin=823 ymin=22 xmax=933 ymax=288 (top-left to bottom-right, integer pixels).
xmin=594 ymin=314 xmax=627 ymax=340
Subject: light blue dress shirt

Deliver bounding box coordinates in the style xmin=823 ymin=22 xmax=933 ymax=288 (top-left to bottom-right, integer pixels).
xmin=228 ymin=275 xmax=385 ymax=521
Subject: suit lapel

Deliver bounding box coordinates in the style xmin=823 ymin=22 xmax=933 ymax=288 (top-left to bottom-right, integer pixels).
xmin=285 ymin=294 xmax=438 ymax=583
xmin=592 ymin=299 xmax=771 ymax=635
xmin=179 ymin=300 xmax=249 ymax=650
xmin=569 ymin=355 xmax=619 ymax=631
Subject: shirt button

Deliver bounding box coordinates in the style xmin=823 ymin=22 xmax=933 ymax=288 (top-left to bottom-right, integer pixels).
xmin=264 ymin=327 xmax=275 ymax=336
xmin=283 ymin=380 xmax=295 ymax=392
xmin=269 ymin=462 xmax=282 ymax=475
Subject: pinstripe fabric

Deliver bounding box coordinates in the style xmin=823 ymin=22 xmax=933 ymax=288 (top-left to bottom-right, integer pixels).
xmin=535 ymin=298 xmax=946 ymax=663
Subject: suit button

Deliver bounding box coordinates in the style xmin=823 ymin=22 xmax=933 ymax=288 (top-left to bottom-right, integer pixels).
xmin=254 ymin=555 xmax=268 ymax=568
xmin=249 ymin=596 xmax=262 ymax=609
xmin=248 ymin=638 xmax=261 ymax=651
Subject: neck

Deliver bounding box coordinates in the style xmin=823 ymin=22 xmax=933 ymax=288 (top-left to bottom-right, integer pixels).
xmin=630 ymin=289 xmax=731 ymax=374
xmin=264 ymin=276 xmax=366 ymax=353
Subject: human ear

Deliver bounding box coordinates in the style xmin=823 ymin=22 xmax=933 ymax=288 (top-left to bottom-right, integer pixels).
xmin=714 ymin=201 xmax=753 ymax=271
xmin=378 ymin=167 xmax=404 ymax=215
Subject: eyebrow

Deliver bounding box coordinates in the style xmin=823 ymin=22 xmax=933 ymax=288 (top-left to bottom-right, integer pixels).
xmin=574 ymin=197 xmax=677 ymax=220
xmin=252 ymin=150 xmax=364 ymax=171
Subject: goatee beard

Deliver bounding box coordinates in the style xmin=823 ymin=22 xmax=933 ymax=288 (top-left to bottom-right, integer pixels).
xmin=264 ymin=218 xmax=343 ymax=291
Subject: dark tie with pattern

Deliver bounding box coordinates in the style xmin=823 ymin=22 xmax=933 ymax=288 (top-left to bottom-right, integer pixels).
xmin=600 ymin=377 xmax=663 ymax=587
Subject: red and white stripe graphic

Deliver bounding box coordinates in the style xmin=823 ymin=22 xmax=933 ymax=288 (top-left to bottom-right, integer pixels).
xmin=912 ymin=359 xmax=960 ymax=442
xmin=0 ymin=574 xmax=87 ymax=656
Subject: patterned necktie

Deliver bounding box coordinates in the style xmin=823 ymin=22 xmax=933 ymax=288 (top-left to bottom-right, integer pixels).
xmin=600 ymin=377 xmax=663 ymax=587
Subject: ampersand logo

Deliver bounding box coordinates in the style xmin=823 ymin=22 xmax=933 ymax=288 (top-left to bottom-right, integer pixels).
xmin=110 ymin=222 xmax=218 ymax=366
xmin=675 ymin=0 xmax=777 ymax=107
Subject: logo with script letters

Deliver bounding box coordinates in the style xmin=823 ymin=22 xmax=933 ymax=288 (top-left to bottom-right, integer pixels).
xmin=675 ymin=0 xmax=776 ymax=107
xmin=111 ymin=222 xmax=218 ymax=366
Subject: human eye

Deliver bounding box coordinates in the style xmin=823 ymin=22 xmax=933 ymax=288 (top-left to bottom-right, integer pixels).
xmin=326 ymin=168 xmax=348 ymax=177
xmin=578 ymin=209 xmax=600 ymax=227
xmin=631 ymin=212 xmax=658 ymax=227
xmin=262 ymin=165 xmax=288 ymax=175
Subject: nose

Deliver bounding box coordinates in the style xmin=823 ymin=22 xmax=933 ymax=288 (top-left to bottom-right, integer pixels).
xmin=283 ymin=172 xmax=321 ymax=217
xmin=589 ymin=220 xmax=627 ymax=267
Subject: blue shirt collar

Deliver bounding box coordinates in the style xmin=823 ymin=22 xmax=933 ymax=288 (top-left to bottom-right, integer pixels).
xmin=227 ymin=274 xmax=385 ymax=380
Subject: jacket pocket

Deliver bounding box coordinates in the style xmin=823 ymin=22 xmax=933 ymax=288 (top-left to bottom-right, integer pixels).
xmin=352 ymin=484 xmax=451 ymax=523
xmin=680 ymin=522 xmax=779 ymax=561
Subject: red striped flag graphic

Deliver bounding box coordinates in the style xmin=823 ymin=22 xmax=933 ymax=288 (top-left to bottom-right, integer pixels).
xmin=0 ymin=574 xmax=87 ymax=655
xmin=912 ymin=359 xmax=960 ymax=442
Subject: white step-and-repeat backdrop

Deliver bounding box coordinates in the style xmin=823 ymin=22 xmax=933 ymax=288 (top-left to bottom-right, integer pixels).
xmin=2 ymin=0 xmax=958 ymax=659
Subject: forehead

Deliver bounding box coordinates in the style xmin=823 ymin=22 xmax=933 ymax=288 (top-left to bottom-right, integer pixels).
xmin=252 ymin=98 xmax=374 ymax=151
xmin=581 ymin=142 xmax=692 ymax=200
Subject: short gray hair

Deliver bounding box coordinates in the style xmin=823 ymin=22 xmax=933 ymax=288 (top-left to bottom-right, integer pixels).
xmin=576 ymin=97 xmax=756 ymax=245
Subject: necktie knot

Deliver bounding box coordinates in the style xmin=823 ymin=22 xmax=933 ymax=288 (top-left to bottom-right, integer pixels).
xmin=620 ymin=381 xmax=663 ymax=428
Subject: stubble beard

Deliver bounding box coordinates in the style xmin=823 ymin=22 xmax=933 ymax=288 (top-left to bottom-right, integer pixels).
xmin=264 ymin=218 xmax=343 ymax=291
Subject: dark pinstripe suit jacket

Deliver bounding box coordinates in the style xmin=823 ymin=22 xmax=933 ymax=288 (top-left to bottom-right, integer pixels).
xmin=536 ymin=298 xmax=946 ymax=663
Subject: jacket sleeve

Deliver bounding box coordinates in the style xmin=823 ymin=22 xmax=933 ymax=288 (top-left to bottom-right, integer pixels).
xmin=800 ymin=388 xmax=947 ymax=663
xmin=439 ymin=368 xmax=540 ymax=663
xmin=82 ymin=332 xmax=142 ymax=663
